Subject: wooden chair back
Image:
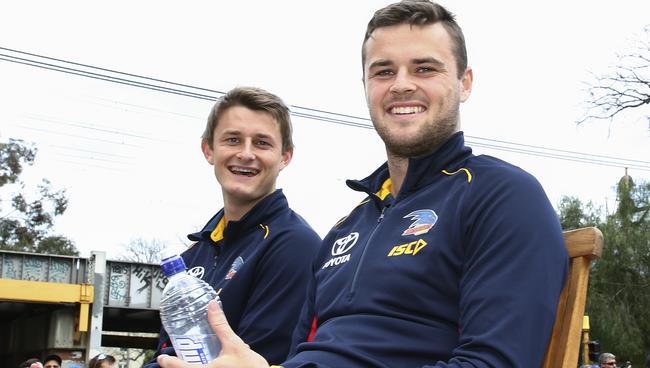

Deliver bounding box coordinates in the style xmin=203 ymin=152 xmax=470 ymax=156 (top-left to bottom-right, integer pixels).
xmin=542 ymin=226 xmax=604 ymax=368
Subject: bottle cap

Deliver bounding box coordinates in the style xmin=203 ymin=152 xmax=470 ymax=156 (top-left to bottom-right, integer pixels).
xmin=161 ymin=255 xmax=187 ymax=277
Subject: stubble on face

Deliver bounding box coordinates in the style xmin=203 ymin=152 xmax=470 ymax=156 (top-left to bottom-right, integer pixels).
xmin=371 ymin=95 xmax=460 ymax=159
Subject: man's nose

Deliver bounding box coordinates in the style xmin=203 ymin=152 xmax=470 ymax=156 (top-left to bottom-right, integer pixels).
xmin=236 ymin=141 xmax=255 ymax=160
xmin=389 ymin=69 xmax=416 ymax=94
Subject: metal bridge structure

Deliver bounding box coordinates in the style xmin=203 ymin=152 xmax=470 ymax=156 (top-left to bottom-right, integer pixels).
xmin=0 ymin=249 xmax=165 ymax=365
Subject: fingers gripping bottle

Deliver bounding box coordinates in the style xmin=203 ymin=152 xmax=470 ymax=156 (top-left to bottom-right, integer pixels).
xmin=159 ymin=255 xmax=222 ymax=363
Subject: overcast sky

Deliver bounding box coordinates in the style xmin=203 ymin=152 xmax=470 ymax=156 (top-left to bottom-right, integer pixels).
xmin=1 ymin=1 xmax=649 ymax=259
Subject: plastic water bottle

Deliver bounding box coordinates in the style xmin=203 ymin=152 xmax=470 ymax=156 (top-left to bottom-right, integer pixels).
xmin=159 ymin=255 xmax=222 ymax=363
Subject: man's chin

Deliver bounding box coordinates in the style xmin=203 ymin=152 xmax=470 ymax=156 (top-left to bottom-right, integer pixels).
xmin=224 ymin=186 xmax=255 ymax=199
xmin=381 ymin=130 xmax=456 ymax=158
xmin=224 ymin=186 xmax=275 ymax=205
xmin=383 ymin=137 xmax=435 ymax=158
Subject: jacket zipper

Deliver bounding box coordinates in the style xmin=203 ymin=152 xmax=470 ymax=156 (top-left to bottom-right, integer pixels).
xmin=348 ymin=205 xmax=388 ymax=299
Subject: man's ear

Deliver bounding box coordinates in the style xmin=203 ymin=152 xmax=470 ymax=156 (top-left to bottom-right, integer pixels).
xmin=201 ymin=138 xmax=214 ymax=165
xmin=280 ymin=148 xmax=293 ymax=170
xmin=459 ymin=67 xmax=473 ymax=103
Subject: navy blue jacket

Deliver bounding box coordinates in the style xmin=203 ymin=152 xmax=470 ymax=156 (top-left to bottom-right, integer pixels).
xmin=284 ymin=132 xmax=568 ymax=367
xmin=153 ymin=189 xmax=321 ymax=365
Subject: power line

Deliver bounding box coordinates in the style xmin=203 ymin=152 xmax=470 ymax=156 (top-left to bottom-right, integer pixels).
xmin=1 ymin=46 xmax=648 ymax=172
xmin=468 ymin=142 xmax=650 ymax=172
xmin=48 ymin=144 xmax=135 ymax=159
xmin=0 ymin=46 xmax=226 ymax=95
xmin=26 ymin=114 xmax=181 ymax=144
xmin=0 ymin=55 xmax=216 ymax=101
xmin=13 ymin=124 xmax=145 ymax=148
xmin=0 ymin=50 xmax=373 ymax=129
xmin=467 ymin=135 xmax=650 ymax=166
xmin=52 ymin=152 xmax=135 ymax=166
xmin=0 ymin=46 xmax=372 ymax=121
xmin=85 ymin=96 xmax=203 ymax=120
xmin=52 ymin=158 xmax=129 ymax=173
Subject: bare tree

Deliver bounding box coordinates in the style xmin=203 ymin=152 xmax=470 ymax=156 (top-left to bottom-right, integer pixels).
xmin=118 ymin=237 xmax=167 ymax=264
xmin=579 ymin=25 xmax=650 ymax=129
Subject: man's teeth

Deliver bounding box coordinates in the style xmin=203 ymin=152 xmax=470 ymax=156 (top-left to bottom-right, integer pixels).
xmin=231 ymin=167 xmax=259 ymax=175
xmin=391 ymin=106 xmax=424 ymax=114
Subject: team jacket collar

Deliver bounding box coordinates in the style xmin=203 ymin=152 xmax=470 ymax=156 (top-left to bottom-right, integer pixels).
xmin=347 ymin=132 xmax=472 ymax=199
xmin=187 ymin=189 xmax=288 ymax=243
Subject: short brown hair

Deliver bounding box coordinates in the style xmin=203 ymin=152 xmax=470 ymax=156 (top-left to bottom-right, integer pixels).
xmin=362 ymin=0 xmax=467 ymax=79
xmin=202 ymin=87 xmax=293 ymax=153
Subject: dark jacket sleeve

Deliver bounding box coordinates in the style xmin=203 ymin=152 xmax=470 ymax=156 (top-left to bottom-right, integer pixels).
xmin=287 ymin=261 xmax=318 ymax=359
xmin=425 ymin=169 xmax=568 ymax=367
xmin=236 ymin=226 xmax=321 ymax=365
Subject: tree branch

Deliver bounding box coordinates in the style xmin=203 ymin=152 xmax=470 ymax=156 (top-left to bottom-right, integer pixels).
xmin=578 ymin=25 xmax=650 ymax=127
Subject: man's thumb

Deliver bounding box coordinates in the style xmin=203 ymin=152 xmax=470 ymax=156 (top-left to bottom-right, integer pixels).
xmin=157 ymin=354 xmax=186 ymax=368
xmin=207 ymin=299 xmax=243 ymax=347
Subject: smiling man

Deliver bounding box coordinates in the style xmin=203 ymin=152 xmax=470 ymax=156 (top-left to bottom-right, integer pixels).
xmin=158 ymin=2 xmax=568 ymax=367
xmin=146 ymin=87 xmax=321 ymax=367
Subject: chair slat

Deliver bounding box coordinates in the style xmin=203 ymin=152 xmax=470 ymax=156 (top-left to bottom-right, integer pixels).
xmin=542 ymin=227 xmax=603 ymax=368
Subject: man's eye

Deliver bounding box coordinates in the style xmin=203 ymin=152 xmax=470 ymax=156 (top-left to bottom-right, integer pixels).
xmin=373 ymin=69 xmax=394 ymax=77
xmin=226 ymin=137 xmax=239 ymax=144
xmin=416 ymin=66 xmax=435 ymax=73
xmin=256 ymin=140 xmax=271 ymax=147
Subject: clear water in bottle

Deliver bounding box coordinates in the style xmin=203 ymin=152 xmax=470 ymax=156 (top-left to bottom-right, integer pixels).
xmin=159 ymin=254 xmax=222 ymax=363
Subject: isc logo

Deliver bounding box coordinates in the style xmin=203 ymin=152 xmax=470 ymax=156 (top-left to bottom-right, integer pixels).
xmin=387 ymin=239 xmax=427 ymax=257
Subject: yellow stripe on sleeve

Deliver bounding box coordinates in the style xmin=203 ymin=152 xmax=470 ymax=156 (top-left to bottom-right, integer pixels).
xmin=442 ymin=168 xmax=473 ymax=183
xmin=259 ymin=224 xmax=270 ymax=239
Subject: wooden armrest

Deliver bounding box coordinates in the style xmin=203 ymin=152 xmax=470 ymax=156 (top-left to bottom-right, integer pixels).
xmin=562 ymin=227 xmax=603 ymax=259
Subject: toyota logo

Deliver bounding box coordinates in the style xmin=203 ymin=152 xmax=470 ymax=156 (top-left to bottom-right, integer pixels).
xmin=331 ymin=232 xmax=359 ymax=256
xmin=188 ymin=266 xmax=205 ymax=279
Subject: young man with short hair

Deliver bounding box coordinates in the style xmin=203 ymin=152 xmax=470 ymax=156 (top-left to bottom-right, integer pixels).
xmin=147 ymin=87 xmax=321 ymax=366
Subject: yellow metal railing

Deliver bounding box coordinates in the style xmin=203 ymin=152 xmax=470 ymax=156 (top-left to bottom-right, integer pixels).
xmin=0 ymin=278 xmax=94 ymax=332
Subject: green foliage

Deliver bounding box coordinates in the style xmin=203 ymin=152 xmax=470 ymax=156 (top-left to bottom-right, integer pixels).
xmin=142 ymin=349 xmax=156 ymax=365
xmin=557 ymin=196 xmax=602 ymax=230
xmin=0 ymin=138 xmax=35 ymax=186
xmin=558 ymin=175 xmax=650 ymax=364
xmin=37 ymin=235 xmax=78 ymax=255
xmin=0 ymin=139 xmax=78 ymax=255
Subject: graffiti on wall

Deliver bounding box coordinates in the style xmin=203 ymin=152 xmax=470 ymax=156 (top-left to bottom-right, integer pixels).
xmin=0 ymin=255 xmax=74 ymax=283
xmin=130 ymin=265 xmax=151 ymax=308
xmin=49 ymin=260 xmax=72 ymax=283
xmin=23 ymin=257 xmax=48 ymax=281
xmin=149 ymin=267 xmax=166 ymax=309
xmin=107 ymin=262 xmax=167 ymax=308
xmin=108 ymin=263 xmax=129 ymax=306
xmin=1 ymin=255 xmax=21 ymax=279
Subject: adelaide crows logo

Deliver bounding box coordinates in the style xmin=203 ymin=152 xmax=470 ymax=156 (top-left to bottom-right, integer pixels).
xmin=225 ymin=256 xmax=244 ymax=280
xmin=402 ymin=209 xmax=438 ymax=236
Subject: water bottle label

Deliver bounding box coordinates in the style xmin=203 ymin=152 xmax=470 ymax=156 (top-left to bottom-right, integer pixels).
xmin=170 ymin=335 xmax=213 ymax=364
